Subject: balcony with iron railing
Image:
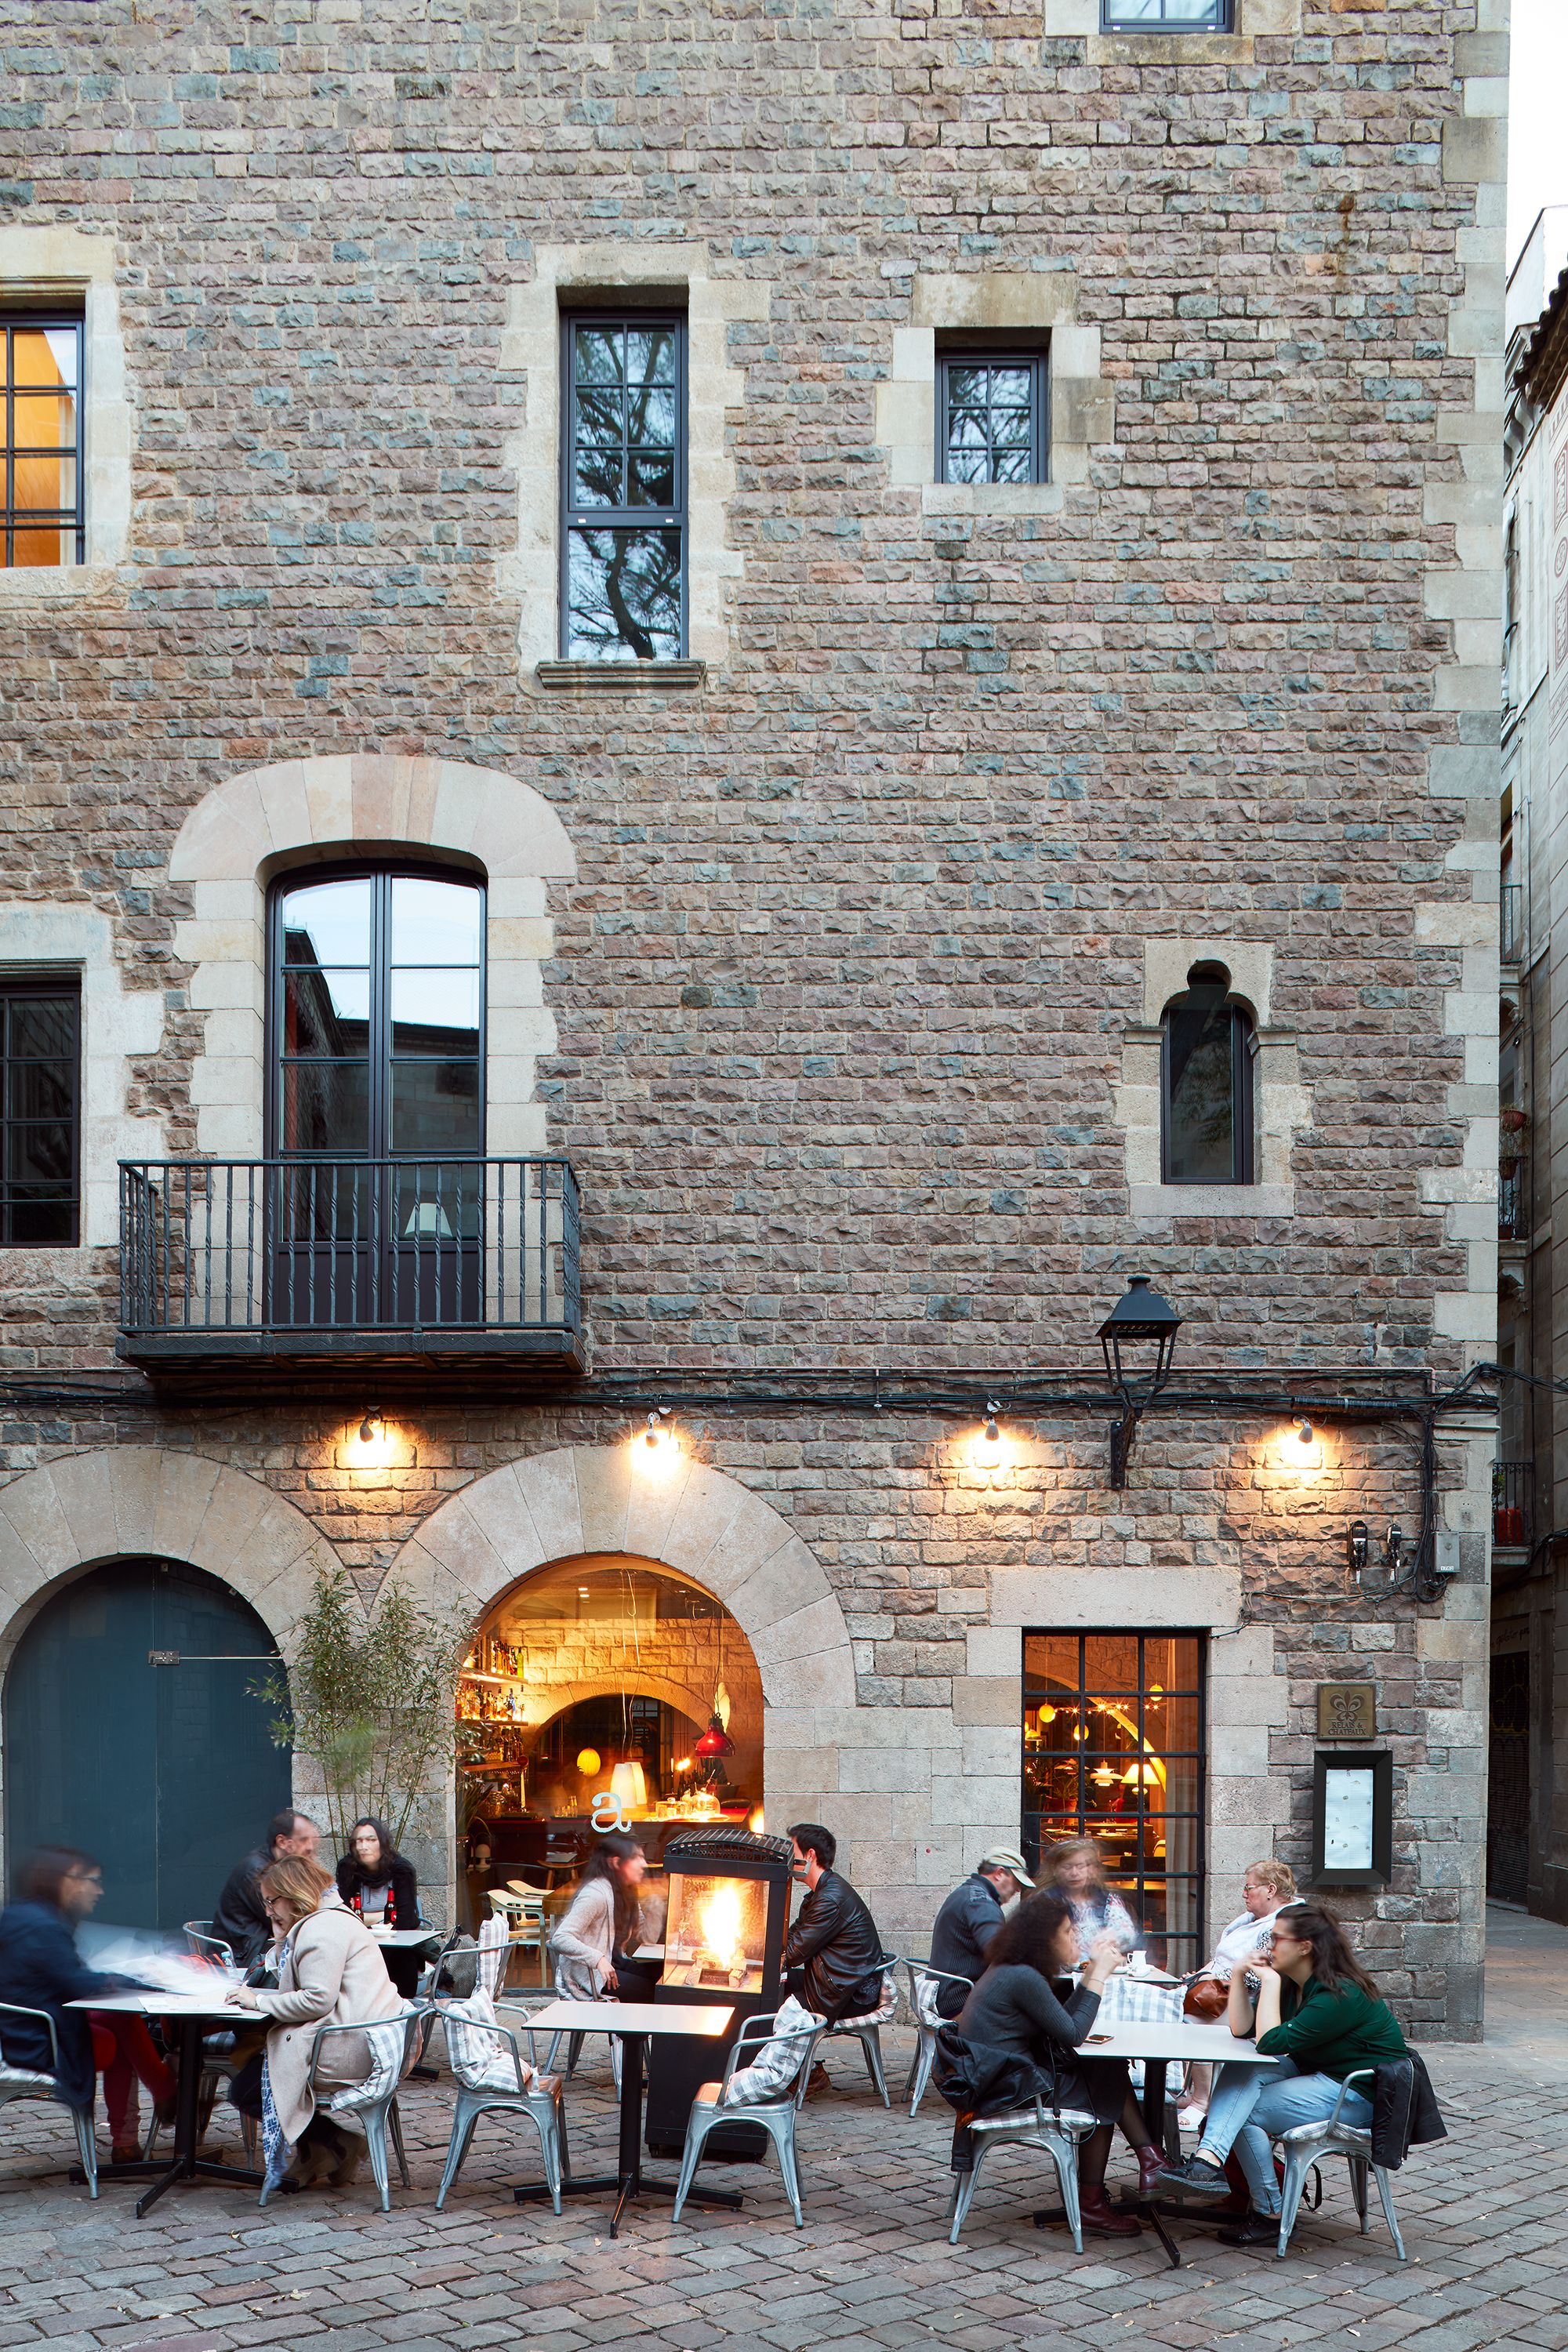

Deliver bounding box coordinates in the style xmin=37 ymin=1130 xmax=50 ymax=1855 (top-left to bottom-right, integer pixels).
xmin=118 ymin=1157 xmax=582 ymax=1369
xmin=1492 ymin=1461 xmax=1532 ymax=1555
xmin=1499 ymin=1156 xmax=1529 ymax=1243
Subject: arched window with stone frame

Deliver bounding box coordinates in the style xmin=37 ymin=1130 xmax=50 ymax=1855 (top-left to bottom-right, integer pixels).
xmin=1159 ymin=960 xmax=1256 ymax=1187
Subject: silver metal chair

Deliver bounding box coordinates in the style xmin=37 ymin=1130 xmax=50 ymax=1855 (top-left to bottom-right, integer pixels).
xmin=181 ymin=1919 xmax=238 ymax=1969
xmin=902 ymin=1961 xmax=972 ymax=2118
xmin=946 ymin=2093 xmax=1098 ymax=2250
xmin=1272 ymin=2069 xmax=1407 ymax=2260
xmin=434 ymin=1991 xmax=567 ymax=2213
xmin=260 ymin=2007 xmax=423 ymax=2212
xmin=0 ymin=2001 xmax=99 ymax=2196
xmin=672 ymin=2009 xmax=826 ymax=2228
xmin=822 ymin=1953 xmax=898 ymax=2107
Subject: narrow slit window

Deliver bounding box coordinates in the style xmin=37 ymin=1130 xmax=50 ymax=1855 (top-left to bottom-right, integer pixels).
xmin=561 ymin=313 xmax=686 ymax=660
xmin=1160 ymin=960 xmax=1256 ymax=1185
xmin=937 ymin=350 xmax=1047 ymax=486
xmin=1 ymin=976 xmax=80 ymax=1245
xmin=2 ymin=314 xmax=85 ymax=568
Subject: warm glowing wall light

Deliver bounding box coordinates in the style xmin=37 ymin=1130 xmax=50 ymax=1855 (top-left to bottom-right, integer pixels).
xmin=634 ymin=1407 xmax=679 ymax=1472
xmin=1279 ymin=1416 xmax=1325 ymax=1475
xmin=973 ymin=1401 xmax=1006 ymax=1468
xmin=343 ymin=1410 xmax=398 ymax=1469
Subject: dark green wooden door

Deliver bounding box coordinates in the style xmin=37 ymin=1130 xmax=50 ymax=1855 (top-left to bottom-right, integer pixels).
xmin=5 ymin=1558 xmax=292 ymax=1931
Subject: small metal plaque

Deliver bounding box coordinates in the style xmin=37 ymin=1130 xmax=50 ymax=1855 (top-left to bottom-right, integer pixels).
xmin=147 ymin=1650 xmax=180 ymax=1667
xmin=1317 ymin=1682 xmax=1376 ymax=1740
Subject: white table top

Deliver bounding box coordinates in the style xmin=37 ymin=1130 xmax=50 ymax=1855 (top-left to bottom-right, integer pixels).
xmin=366 ymin=1927 xmax=434 ymax=1947
xmin=67 ymin=1988 xmax=243 ymax=2019
xmin=1078 ymin=2020 xmax=1277 ymax=2066
xmin=524 ymin=1998 xmax=733 ymax=2038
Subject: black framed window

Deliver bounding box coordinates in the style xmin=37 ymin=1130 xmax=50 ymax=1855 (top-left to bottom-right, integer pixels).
xmin=1160 ymin=960 xmax=1256 ymax=1185
xmin=561 ymin=313 xmax=686 ymax=661
xmin=2 ymin=313 xmax=85 ymax=568
xmin=1 ymin=977 xmax=80 ymax=1246
xmin=269 ymin=868 xmax=485 ymax=1160
xmin=1023 ymin=1631 xmax=1207 ymax=1970
xmin=937 ymin=351 xmax=1047 ymax=486
xmin=1102 ymin=0 xmax=1232 ymax=28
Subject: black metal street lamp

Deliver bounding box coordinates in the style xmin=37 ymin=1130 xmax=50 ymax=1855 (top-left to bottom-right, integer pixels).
xmin=1097 ymin=1275 xmax=1182 ymax=1488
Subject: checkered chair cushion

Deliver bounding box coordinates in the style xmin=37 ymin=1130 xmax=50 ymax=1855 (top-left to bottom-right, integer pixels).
xmin=324 ymin=2015 xmax=412 ymax=2114
xmin=1094 ymin=1973 xmax=1184 ymax=2029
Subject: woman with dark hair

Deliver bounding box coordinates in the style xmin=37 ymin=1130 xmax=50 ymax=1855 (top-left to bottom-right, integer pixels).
xmin=336 ymin=1818 xmax=422 ymax=1998
xmin=548 ymin=1832 xmax=655 ymax=2000
xmin=1155 ymin=1901 xmax=1409 ymax=2239
xmin=0 ymin=1847 xmax=176 ymax=2165
xmin=956 ymin=1889 xmax=1163 ymax=2238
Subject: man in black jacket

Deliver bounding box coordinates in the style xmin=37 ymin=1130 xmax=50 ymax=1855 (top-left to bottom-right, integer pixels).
xmin=783 ymin=1824 xmax=885 ymax=2091
xmin=927 ymin=1846 xmax=1034 ymax=2016
xmin=211 ymin=1809 xmax=322 ymax=1969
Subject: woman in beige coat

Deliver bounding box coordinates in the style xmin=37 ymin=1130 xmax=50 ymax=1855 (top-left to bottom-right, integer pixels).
xmin=227 ymin=1855 xmax=408 ymax=2189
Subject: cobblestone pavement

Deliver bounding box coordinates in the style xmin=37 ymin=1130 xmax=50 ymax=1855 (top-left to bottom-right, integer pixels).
xmin=2 ymin=1932 xmax=1563 ymax=2352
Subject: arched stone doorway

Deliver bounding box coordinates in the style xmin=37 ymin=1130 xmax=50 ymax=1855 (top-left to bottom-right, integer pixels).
xmin=457 ymin=1554 xmax=765 ymax=1866
xmin=5 ymin=1558 xmax=291 ymax=1932
xmin=398 ymin=1443 xmax=856 ymax=1857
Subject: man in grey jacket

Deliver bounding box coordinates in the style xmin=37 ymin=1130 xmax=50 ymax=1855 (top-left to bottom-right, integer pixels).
xmin=927 ymin=1847 xmax=1034 ymax=2016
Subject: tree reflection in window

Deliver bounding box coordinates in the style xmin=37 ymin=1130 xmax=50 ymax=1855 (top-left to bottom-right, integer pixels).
xmin=563 ymin=317 xmax=684 ymax=659
xmin=1160 ymin=960 xmax=1255 ymax=1185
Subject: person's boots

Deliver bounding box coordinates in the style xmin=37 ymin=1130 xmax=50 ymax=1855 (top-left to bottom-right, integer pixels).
xmin=1136 ymin=2145 xmax=1165 ymax=2199
xmin=1080 ymin=2185 xmax=1142 ymax=2237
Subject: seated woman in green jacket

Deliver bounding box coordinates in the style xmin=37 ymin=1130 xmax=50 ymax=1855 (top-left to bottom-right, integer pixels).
xmin=1154 ymin=1901 xmax=1407 ymax=2237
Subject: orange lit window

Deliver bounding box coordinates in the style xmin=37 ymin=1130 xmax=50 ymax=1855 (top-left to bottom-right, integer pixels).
xmin=2 ymin=314 xmax=84 ymax=568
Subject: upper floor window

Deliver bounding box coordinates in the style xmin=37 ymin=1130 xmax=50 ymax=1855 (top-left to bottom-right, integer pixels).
xmin=1102 ymin=0 xmax=1232 ymax=27
xmin=270 ymin=869 xmax=485 ymax=1160
xmin=937 ymin=350 xmax=1047 ymax=486
xmin=1 ymin=976 xmax=79 ymax=1244
xmin=1161 ymin=961 xmax=1254 ymax=1185
xmin=2 ymin=313 xmax=84 ymax=568
xmin=562 ymin=313 xmax=686 ymax=661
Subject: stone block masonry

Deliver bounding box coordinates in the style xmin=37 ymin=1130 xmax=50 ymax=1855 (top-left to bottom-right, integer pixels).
xmin=0 ymin=0 xmax=1504 ymax=2031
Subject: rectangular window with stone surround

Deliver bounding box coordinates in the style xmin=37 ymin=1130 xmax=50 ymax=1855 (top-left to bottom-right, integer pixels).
xmin=936 ymin=350 xmax=1047 ymax=487
xmin=561 ymin=311 xmax=687 ymax=662
xmin=1023 ymin=1630 xmax=1207 ymax=1970
xmin=2 ymin=311 xmax=84 ymax=568
xmin=0 ymin=975 xmax=80 ymax=1245
xmin=1101 ymin=0 xmax=1232 ymax=27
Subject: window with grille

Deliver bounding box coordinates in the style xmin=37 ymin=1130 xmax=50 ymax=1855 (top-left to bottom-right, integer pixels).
xmin=2 ymin=313 xmax=85 ymax=568
xmin=1023 ymin=1631 xmax=1207 ymax=1972
xmin=936 ymin=350 xmax=1047 ymax=486
xmin=1 ymin=978 xmax=80 ymax=1245
xmin=1102 ymin=0 xmax=1232 ymax=28
xmin=561 ymin=313 xmax=686 ymax=660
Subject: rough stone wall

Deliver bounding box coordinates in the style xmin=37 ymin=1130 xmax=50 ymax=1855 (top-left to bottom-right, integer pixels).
xmin=0 ymin=0 xmax=1503 ymax=2028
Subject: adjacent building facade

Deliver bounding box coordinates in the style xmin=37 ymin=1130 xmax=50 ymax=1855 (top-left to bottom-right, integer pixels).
xmin=0 ymin=0 xmax=1508 ymax=2031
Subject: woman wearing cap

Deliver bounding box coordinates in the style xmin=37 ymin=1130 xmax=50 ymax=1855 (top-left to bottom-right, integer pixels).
xmin=927 ymin=1849 xmax=1033 ymax=2019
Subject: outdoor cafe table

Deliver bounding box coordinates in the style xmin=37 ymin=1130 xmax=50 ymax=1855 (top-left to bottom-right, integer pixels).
xmin=514 ymin=1997 xmax=735 ymax=2238
xmin=1061 ymin=2018 xmax=1278 ymax=2267
xmin=67 ymin=1987 xmax=264 ymax=2218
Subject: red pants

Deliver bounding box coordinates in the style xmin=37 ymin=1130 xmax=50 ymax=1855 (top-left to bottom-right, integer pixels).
xmin=88 ymin=2013 xmax=176 ymax=2147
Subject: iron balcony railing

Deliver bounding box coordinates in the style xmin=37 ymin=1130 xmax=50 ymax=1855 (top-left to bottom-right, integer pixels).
xmin=1501 ymin=883 xmax=1523 ymax=967
xmin=119 ymin=1156 xmax=580 ymax=1356
xmin=1492 ymin=1461 xmax=1531 ymax=1551
xmin=1499 ymin=1158 xmax=1529 ymax=1243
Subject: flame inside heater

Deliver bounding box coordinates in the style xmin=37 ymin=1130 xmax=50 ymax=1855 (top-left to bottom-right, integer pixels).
xmin=700 ymin=1883 xmax=744 ymax=1976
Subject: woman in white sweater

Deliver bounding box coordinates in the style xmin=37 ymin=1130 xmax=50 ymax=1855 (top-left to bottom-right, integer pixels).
xmin=227 ymin=1855 xmax=407 ymax=2190
xmin=549 ymin=1832 xmax=652 ymax=1999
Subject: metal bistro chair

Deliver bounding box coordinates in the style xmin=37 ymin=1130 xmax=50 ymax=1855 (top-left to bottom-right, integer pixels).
xmin=182 ymin=1919 xmax=238 ymax=1969
xmin=822 ymin=1952 xmax=899 ymax=2107
xmin=946 ymin=2090 xmax=1099 ymax=2252
xmin=0 ymin=2001 xmax=100 ymax=2197
xmin=492 ymin=1883 xmax=549 ymax=1984
xmin=1271 ymin=2068 xmax=1408 ymax=2261
xmin=435 ymin=1991 xmax=568 ymax=2214
xmin=902 ymin=1960 xmax=973 ymax=2119
xmin=159 ymin=1920 xmax=256 ymax=2166
xmin=673 ymin=2009 xmax=826 ymax=2229
xmin=260 ymin=2007 xmax=425 ymax=2212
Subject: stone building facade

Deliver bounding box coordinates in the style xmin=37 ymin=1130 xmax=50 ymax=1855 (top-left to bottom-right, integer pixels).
xmin=0 ymin=0 xmax=1507 ymax=2032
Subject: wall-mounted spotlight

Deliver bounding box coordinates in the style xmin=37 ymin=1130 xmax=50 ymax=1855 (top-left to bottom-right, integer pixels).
xmin=634 ymin=1406 xmax=677 ymax=1472
xmin=974 ymin=1401 xmax=1005 ymax=1467
xmin=360 ymin=1409 xmax=383 ymax=1446
xmin=1295 ymin=1417 xmax=1314 ymax=1448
